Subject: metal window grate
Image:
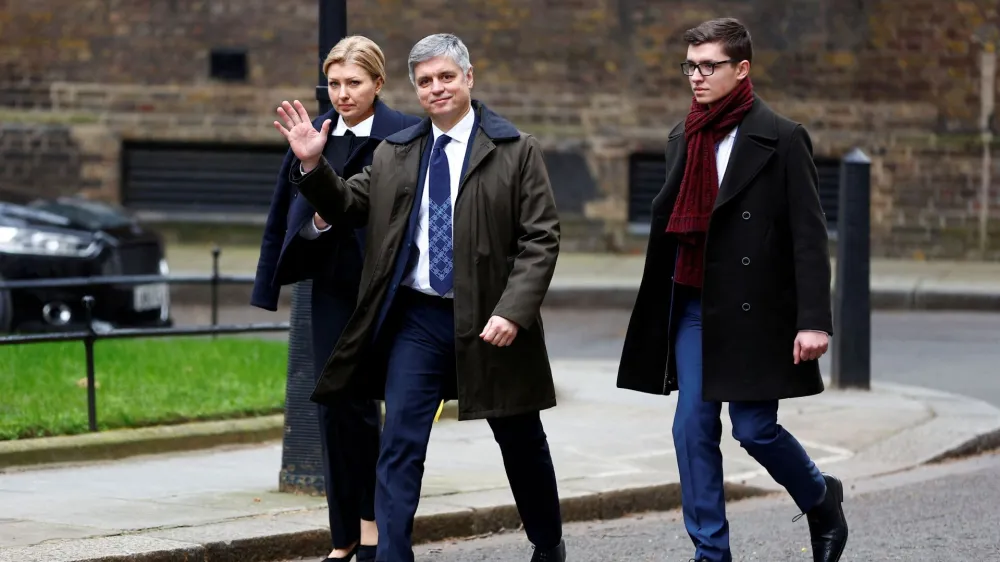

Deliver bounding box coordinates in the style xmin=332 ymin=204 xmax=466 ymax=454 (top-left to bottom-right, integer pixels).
xmin=121 ymin=141 xmax=287 ymax=214
xmin=210 ymin=49 xmax=248 ymax=82
xmin=627 ymin=152 xmax=668 ymax=233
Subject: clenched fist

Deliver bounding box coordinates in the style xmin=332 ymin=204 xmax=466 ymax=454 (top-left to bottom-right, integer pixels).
xmin=480 ymin=316 xmax=519 ymax=347
xmin=273 ymin=100 xmax=330 ymax=173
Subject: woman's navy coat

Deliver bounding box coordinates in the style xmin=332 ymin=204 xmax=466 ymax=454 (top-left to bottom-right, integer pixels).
xmin=252 ymin=99 xmax=420 ymax=312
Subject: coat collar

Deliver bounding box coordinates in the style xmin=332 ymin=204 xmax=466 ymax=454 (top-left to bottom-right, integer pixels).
xmin=314 ymin=98 xmax=411 ymax=142
xmin=384 ymin=99 xmax=520 ymax=146
xmin=714 ymin=94 xmax=778 ymax=210
xmin=656 ymin=93 xmax=779 ymax=214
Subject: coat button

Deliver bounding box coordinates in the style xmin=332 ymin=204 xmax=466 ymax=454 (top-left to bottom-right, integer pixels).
xmin=742 ymin=211 xmax=750 ymax=220
xmin=742 ymin=303 xmax=751 ymax=312
xmin=742 ymin=257 xmax=750 ymax=265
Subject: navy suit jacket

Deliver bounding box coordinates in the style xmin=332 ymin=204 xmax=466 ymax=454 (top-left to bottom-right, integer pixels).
xmin=251 ymin=99 xmax=421 ymax=311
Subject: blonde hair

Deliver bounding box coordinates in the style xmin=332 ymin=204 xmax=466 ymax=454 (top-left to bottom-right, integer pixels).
xmin=323 ymin=35 xmax=387 ymax=85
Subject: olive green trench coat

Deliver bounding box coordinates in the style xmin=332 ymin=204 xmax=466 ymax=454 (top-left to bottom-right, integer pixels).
xmin=291 ymin=101 xmax=561 ymax=421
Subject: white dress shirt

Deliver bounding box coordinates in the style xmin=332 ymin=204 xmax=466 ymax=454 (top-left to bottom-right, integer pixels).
xmin=298 ymin=112 xmax=375 ymax=239
xmin=401 ymin=104 xmax=476 ymax=298
xmin=715 ymin=126 xmax=737 ymax=188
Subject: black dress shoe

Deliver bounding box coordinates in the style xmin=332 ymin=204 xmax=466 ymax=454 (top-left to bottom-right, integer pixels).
xmin=530 ymin=539 xmax=566 ymax=561
xmin=356 ymin=544 xmax=377 ymax=562
xmin=802 ymin=473 xmax=848 ymax=562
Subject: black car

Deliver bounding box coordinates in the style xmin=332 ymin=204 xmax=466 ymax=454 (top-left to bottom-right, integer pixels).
xmin=0 ymin=197 xmax=171 ymax=333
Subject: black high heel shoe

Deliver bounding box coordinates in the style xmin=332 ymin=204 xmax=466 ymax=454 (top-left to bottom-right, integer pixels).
xmin=356 ymin=544 xmax=377 ymax=562
xmin=323 ymin=543 xmax=359 ymax=562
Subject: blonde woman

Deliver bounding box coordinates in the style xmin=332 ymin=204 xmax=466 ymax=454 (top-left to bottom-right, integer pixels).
xmin=252 ymin=36 xmax=419 ymax=562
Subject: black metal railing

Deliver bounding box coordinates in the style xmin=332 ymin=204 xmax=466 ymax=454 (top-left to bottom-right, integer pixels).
xmin=0 ymin=247 xmax=251 ymax=329
xmin=0 ymin=247 xmax=289 ymax=432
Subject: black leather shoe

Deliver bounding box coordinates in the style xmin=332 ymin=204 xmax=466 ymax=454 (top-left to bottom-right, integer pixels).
xmin=530 ymin=539 xmax=566 ymax=561
xmin=802 ymin=473 xmax=848 ymax=562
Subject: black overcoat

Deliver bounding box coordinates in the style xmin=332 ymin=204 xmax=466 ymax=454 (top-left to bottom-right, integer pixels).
xmin=617 ymin=95 xmax=834 ymax=402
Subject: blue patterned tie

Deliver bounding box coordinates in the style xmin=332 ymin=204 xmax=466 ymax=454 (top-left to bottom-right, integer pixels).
xmin=428 ymin=134 xmax=453 ymax=296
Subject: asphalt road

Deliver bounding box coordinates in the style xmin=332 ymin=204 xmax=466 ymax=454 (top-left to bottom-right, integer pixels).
xmin=280 ymin=451 xmax=1000 ymax=561
xmin=184 ymin=306 xmax=1000 ymax=406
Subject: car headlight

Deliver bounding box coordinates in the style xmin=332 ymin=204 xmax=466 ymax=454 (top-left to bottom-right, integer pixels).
xmin=0 ymin=226 xmax=98 ymax=257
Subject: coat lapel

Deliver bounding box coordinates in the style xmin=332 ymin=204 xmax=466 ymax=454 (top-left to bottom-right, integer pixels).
xmin=713 ymin=96 xmax=778 ymax=210
xmin=390 ymin=140 xmax=423 ymax=215
xmin=459 ymin=130 xmax=494 ymax=194
xmin=457 ymin=100 xmax=520 ymax=195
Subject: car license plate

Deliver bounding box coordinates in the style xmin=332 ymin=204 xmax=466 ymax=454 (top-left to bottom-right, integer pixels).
xmin=133 ymin=283 xmax=167 ymax=311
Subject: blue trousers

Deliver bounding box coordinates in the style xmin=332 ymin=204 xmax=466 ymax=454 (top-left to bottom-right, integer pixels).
xmin=375 ymin=288 xmax=563 ymax=562
xmin=673 ymin=294 xmax=826 ymax=562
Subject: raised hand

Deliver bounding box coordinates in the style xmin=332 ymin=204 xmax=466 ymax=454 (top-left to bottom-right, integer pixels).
xmin=273 ymin=100 xmax=330 ymax=172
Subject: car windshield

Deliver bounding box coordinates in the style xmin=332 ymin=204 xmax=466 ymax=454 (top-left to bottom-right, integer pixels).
xmin=29 ymin=199 xmax=133 ymax=230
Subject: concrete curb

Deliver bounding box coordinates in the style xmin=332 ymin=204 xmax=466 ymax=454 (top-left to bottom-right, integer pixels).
xmin=0 ymin=415 xmax=284 ymax=470
xmin=927 ymin=427 xmax=1000 ymax=463
xmin=824 ymin=380 xmax=1000 ymax=480
xmin=896 ymin=383 xmax=1000 ymax=464
xmin=5 ymin=482 xmax=768 ymax=562
xmin=171 ymin=283 xmax=1000 ymax=312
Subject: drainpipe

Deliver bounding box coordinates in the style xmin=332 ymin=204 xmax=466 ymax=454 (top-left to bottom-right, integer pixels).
xmin=978 ymin=45 xmax=995 ymax=256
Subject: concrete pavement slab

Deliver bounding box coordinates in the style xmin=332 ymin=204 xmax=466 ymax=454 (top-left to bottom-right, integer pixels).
xmin=0 ymin=519 xmax=103 ymax=549
xmin=2 ymin=359 xmax=999 ymax=561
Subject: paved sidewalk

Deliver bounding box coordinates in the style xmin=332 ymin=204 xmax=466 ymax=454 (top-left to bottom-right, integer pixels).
xmin=2 ymin=359 xmax=1000 ymax=562
xmin=165 ymin=244 xmax=1000 ymax=310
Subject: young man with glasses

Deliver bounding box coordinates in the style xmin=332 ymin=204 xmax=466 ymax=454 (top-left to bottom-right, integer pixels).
xmin=616 ymin=17 xmax=849 ymax=562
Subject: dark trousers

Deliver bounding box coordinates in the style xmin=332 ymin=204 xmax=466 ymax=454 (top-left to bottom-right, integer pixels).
xmin=375 ymin=287 xmax=563 ymax=562
xmin=312 ymin=287 xmax=380 ymax=549
xmin=672 ymin=293 xmax=826 ymax=562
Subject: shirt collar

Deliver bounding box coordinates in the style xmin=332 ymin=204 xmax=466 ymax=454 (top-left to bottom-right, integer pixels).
xmin=431 ymin=104 xmax=476 ymax=146
xmin=333 ymin=112 xmax=375 ymax=137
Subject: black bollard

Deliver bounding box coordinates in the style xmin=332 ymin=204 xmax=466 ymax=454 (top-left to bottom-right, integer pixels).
xmin=830 ymin=148 xmax=872 ymax=390
xmin=277 ymin=0 xmax=347 ymax=496
xmin=82 ymin=295 xmax=98 ymax=431
xmin=278 ymin=279 xmax=325 ymax=495
xmin=211 ymin=246 xmax=220 ymax=330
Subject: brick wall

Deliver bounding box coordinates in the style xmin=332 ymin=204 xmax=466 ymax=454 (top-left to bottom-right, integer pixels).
xmin=0 ymin=124 xmax=82 ymax=202
xmin=1 ymin=0 xmax=998 ymax=258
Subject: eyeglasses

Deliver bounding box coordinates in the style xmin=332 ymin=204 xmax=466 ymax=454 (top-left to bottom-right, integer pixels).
xmin=680 ymin=59 xmax=736 ymax=76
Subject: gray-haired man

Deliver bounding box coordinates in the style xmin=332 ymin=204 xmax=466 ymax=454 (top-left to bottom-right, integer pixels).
xmin=275 ymin=33 xmax=567 ymax=562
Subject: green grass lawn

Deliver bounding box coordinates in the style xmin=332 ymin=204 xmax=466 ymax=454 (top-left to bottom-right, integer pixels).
xmin=0 ymin=337 xmax=289 ymax=440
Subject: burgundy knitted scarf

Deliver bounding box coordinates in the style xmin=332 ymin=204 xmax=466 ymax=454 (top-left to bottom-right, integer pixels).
xmin=666 ymin=77 xmax=755 ymax=288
